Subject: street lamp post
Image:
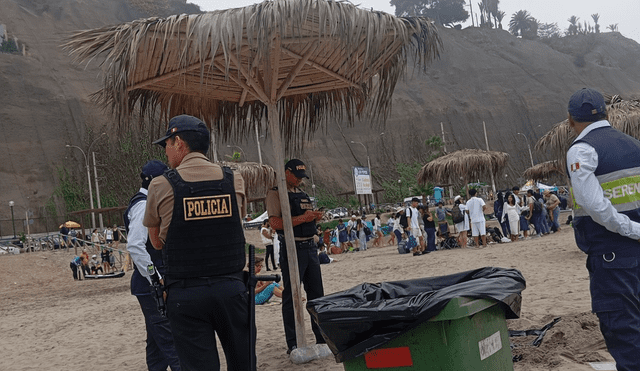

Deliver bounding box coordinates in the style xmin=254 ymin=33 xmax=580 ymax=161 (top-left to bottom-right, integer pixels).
xmin=66 ymin=133 xmax=106 ymax=230
xmin=517 ymin=132 xmax=535 ymax=168
xmin=9 ymin=201 xmax=16 ymax=238
xmin=227 ymin=145 xmax=247 ymax=162
xmin=67 ymin=145 xmax=95 ymax=229
xmin=398 ymin=179 xmax=402 ymax=198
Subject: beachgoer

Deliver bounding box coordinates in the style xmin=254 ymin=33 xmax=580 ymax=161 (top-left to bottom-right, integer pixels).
xmin=406 ymin=198 xmax=425 ymax=256
xmin=90 ymin=255 xmax=103 ymax=275
xmin=253 ymin=257 xmax=283 ymax=305
xmin=261 ymin=220 xmax=276 ymax=271
xmin=266 ymin=158 xmax=326 ymax=355
xmin=453 ymin=195 xmax=469 ymax=247
xmin=101 ymin=247 xmax=112 ymax=273
xmin=512 ymin=186 xmax=529 ymax=238
xmin=435 ymin=202 xmax=450 ymax=237
xmin=112 ymin=224 xmax=120 ymax=249
xmin=372 ymin=213 xmax=383 ymax=247
xmin=544 ymin=190 xmax=561 ymax=232
xmin=502 ymin=194 xmax=521 ymax=242
xmin=466 ymin=189 xmax=487 ymax=247
xmin=356 ymin=218 xmax=367 ymax=251
xmin=104 ymin=226 xmax=114 ymax=247
xmin=144 ymin=115 xmax=253 ymax=369
xmin=566 ymin=87 xmax=640 ymax=371
xmin=421 ymin=206 xmax=436 ymax=252
xmin=387 ymin=214 xmax=396 ymax=245
xmin=70 ymin=256 xmax=82 ymax=280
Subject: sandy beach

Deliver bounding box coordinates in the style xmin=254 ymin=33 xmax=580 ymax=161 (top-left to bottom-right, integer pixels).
xmin=0 ymin=216 xmax=615 ymax=371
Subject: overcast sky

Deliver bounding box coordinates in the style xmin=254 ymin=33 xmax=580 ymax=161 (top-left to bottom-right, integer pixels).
xmin=189 ymin=0 xmax=640 ymax=43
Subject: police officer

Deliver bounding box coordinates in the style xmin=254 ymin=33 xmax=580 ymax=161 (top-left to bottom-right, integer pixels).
xmin=143 ymin=115 xmax=254 ymax=371
xmin=125 ymin=159 xmax=181 ymax=371
xmin=266 ymin=159 xmax=325 ymax=354
xmin=566 ymin=88 xmax=640 ymax=371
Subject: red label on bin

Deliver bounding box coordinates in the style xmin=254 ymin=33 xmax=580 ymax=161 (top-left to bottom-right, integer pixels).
xmin=364 ymin=347 xmax=413 ymax=368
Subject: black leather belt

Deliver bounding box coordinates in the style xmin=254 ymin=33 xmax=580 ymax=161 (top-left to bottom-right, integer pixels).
xmin=165 ymin=272 xmax=244 ymax=288
xmin=294 ymin=239 xmax=317 ymax=249
xmin=278 ymin=235 xmax=317 ymax=249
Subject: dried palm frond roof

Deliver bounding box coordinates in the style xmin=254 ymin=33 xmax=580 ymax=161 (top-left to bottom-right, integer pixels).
xmin=523 ymin=160 xmax=564 ymax=181
xmin=63 ymin=0 xmax=442 ymax=153
xmin=417 ymin=149 xmax=509 ymax=186
xmin=219 ymin=161 xmax=276 ymax=199
xmin=535 ymin=97 xmax=640 ymax=166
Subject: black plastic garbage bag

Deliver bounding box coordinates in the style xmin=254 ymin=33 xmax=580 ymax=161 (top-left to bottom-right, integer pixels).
xmin=307 ymin=266 xmax=526 ymax=362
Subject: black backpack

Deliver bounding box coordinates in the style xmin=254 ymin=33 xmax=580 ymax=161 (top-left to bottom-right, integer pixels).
xmin=363 ymin=226 xmax=372 ymax=236
xmin=532 ymin=199 xmax=544 ymax=215
xmin=451 ymin=204 xmax=464 ymax=224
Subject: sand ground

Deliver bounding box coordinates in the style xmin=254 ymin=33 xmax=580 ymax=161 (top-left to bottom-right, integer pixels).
xmin=0 ymin=217 xmax=615 ymax=371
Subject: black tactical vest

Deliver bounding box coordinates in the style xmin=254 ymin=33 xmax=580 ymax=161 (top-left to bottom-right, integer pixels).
xmin=162 ymin=167 xmax=246 ymax=279
xmin=274 ymin=187 xmax=317 ymax=238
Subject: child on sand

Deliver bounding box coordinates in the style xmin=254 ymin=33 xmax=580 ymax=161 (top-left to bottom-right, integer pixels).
xmin=254 ymin=257 xmax=283 ymax=305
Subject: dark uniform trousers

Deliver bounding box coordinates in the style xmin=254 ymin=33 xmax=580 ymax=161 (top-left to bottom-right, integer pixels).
xmin=586 ymin=248 xmax=640 ymax=371
xmin=136 ymin=294 xmax=182 ymax=371
xmin=166 ymin=279 xmax=255 ymax=371
xmin=279 ymin=239 xmax=326 ymax=350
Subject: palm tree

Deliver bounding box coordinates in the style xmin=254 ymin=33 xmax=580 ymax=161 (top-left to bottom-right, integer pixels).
xmin=607 ymin=24 xmax=619 ymax=32
xmin=591 ymin=13 xmax=600 ymax=33
xmin=509 ymin=10 xmax=535 ymax=37
xmin=567 ymin=15 xmax=579 ymax=35
xmin=496 ymin=11 xmax=506 ymax=29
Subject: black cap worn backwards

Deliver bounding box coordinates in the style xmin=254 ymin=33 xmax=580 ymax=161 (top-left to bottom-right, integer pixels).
xmin=285 ymin=159 xmax=309 ymax=179
xmin=152 ymin=115 xmax=210 ymax=146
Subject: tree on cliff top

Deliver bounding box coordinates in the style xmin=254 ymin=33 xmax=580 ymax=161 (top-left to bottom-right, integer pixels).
xmin=509 ymin=10 xmax=538 ymax=39
xmin=391 ymin=0 xmax=469 ymax=26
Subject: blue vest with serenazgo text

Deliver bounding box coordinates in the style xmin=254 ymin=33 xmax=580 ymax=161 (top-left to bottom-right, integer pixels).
xmin=569 ymin=126 xmax=640 ymax=255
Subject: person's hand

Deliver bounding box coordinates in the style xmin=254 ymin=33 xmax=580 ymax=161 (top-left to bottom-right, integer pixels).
xmin=310 ymin=210 xmax=324 ymax=221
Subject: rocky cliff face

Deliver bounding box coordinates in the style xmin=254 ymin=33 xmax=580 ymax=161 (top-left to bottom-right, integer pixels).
xmin=2 ymin=0 xmax=640 ymax=229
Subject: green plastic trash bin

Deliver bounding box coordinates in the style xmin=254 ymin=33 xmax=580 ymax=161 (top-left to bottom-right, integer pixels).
xmin=342 ymin=297 xmax=514 ymax=371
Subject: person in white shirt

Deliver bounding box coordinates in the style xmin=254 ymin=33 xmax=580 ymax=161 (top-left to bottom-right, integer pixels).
xmin=386 ymin=215 xmax=396 ymax=245
xmin=406 ymin=198 xmax=425 ymax=255
xmin=372 ymin=213 xmax=383 ymax=247
xmin=465 ymin=189 xmax=487 ymax=247
xmin=261 ymin=220 xmax=276 ymax=271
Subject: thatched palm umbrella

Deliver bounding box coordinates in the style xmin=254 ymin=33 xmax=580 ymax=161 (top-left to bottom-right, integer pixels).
xmin=218 ymin=161 xmax=276 ymax=200
xmin=63 ymin=0 xmax=442 ymax=354
xmin=417 ymin=149 xmax=509 ymax=192
xmin=522 ymin=160 xmax=565 ymax=181
xmin=535 ymin=97 xmax=640 ymax=170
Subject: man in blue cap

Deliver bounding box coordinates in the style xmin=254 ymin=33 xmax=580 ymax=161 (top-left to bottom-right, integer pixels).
xmin=567 ymin=88 xmax=640 ymax=371
xmin=124 ymin=159 xmax=181 ymax=371
xmin=143 ymin=115 xmax=253 ymax=370
xmin=266 ymin=158 xmax=326 ymax=355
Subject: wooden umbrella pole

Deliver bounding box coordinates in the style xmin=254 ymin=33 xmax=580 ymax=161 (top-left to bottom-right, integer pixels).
xmin=267 ymin=102 xmax=307 ymax=348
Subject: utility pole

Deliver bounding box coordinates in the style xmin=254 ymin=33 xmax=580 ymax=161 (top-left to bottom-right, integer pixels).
xmin=441 ymin=122 xmax=454 ymax=200
xmin=483 ymin=121 xmax=497 ymax=194
xmin=93 ymin=152 xmax=104 ymax=229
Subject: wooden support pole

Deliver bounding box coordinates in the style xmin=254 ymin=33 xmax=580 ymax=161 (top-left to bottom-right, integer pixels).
xmin=267 ymin=102 xmax=307 ymax=348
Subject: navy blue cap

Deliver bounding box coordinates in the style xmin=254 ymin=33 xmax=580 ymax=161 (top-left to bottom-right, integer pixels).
xmin=152 ymin=115 xmax=210 ymax=146
xmin=141 ymin=160 xmax=168 ymax=181
xmin=568 ymin=88 xmax=606 ymax=122
xmin=285 ymin=159 xmax=309 ymax=179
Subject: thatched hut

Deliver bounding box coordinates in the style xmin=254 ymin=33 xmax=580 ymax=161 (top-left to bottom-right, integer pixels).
xmin=535 ymin=96 xmax=640 ymax=169
xmin=63 ymin=0 xmax=442 ymax=153
xmin=218 ymin=161 xmax=276 ymax=200
xmin=522 ymin=160 xmax=565 ymax=182
xmin=417 ymin=149 xmax=509 ymax=189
